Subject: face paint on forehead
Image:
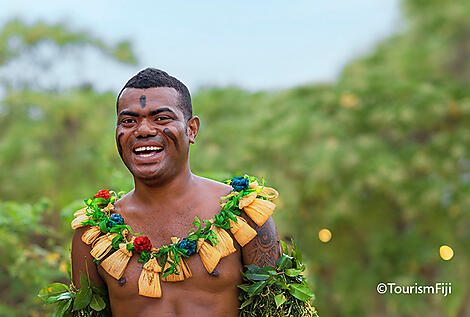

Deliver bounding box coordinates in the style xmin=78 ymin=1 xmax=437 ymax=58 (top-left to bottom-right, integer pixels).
xmin=117 ymin=132 xmax=124 ymax=157
xmin=163 ymin=127 xmax=179 ymax=150
xmin=139 ymin=95 xmax=146 ymax=109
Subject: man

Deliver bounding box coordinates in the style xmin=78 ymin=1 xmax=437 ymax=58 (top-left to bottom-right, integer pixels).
xmin=71 ymin=68 xmax=281 ymax=316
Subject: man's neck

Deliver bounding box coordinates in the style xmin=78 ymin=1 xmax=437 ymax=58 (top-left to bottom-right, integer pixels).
xmin=132 ymin=165 xmax=195 ymax=206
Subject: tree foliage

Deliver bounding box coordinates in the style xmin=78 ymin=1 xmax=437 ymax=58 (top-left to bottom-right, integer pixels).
xmin=1 ymin=0 xmax=469 ymax=315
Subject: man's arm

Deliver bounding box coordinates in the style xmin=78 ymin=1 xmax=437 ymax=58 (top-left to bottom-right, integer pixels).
xmin=240 ymin=215 xmax=281 ymax=267
xmin=71 ymin=227 xmax=106 ymax=288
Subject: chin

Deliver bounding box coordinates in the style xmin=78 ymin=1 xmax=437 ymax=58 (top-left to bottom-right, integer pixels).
xmin=133 ymin=167 xmax=165 ymax=180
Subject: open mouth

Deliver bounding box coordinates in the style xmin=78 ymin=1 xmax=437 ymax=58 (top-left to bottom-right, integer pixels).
xmin=133 ymin=146 xmax=164 ymax=157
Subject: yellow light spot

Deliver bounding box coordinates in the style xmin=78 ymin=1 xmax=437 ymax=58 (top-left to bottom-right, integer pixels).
xmin=340 ymin=93 xmax=359 ymax=108
xmin=46 ymin=252 xmax=60 ymax=264
xmin=447 ymin=101 xmax=459 ymax=116
xmin=440 ymin=245 xmax=454 ymax=261
xmin=59 ymin=261 xmax=68 ymax=273
xmin=319 ymin=229 xmax=332 ymax=243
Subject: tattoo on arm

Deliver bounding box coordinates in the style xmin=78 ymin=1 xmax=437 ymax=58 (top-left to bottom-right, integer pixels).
xmin=242 ymin=217 xmax=280 ymax=267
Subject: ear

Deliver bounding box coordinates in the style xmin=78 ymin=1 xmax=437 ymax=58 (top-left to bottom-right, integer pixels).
xmin=187 ymin=116 xmax=200 ymax=144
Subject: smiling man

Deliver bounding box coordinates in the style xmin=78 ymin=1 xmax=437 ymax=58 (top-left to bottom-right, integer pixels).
xmin=71 ymin=68 xmax=280 ymax=316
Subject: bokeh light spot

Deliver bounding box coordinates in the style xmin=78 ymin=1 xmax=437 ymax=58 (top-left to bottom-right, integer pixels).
xmin=439 ymin=245 xmax=454 ymax=261
xmin=319 ymin=228 xmax=332 ymax=243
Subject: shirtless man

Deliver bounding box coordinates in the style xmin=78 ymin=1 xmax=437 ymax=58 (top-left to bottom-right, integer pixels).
xmin=71 ymin=68 xmax=280 ymax=316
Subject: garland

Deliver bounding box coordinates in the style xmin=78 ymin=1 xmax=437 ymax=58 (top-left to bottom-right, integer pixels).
xmin=38 ymin=241 xmax=319 ymax=317
xmin=70 ymin=175 xmax=279 ymax=298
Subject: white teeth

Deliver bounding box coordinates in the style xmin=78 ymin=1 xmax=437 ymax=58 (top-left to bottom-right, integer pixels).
xmin=134 ymin=146 xmax=163 ymax=153
xmin=139 ymin=153 xmax=153 ymax=157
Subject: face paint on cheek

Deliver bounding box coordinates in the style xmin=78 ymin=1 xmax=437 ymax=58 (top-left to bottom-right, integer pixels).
xmin=117 ymin=132 xmax=124 ymax=157
xmin=163 ymin=128 xmax=179 ymax=150
xmin=139 ymin=95 xmax=146 ymax=109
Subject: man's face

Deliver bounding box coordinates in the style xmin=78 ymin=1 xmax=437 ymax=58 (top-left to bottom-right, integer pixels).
xmin=116 ymin=87 xmax=198 ymax=183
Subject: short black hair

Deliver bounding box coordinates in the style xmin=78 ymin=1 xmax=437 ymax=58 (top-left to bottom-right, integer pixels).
xmin=116 ymin=68 xmax=192 ymax=120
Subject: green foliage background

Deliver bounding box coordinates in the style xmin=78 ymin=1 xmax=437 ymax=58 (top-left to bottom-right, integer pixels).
xmin=0 ymin=0 xmax=468 ymax=315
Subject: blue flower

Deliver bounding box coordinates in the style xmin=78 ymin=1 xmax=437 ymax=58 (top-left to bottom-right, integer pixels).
xmin=107 ymin=213 xmax=124 ymax=228
xmin=230 ymin=176 xmax=249 ymax=192
xmin=178 ymin=238 xmax=197 ymax=256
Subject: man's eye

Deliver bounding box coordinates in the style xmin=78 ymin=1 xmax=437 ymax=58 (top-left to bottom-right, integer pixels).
xmin=121 ymin=118 xmax=135 ymax=124
xmin=155 ymin=116 xmax=170 ymax=121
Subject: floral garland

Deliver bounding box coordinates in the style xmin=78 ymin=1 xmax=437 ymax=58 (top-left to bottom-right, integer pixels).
xmin=71 ymin=175 xmax=279 ymax=298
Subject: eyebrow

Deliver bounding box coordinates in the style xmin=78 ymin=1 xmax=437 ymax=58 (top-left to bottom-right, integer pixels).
xmin=118 ymin=107 xmax=177 ymax=117
xmin=149 ymin=107 xmax=176 ymax=116
xmin=118 ymin=110 xmax=139 ymax=117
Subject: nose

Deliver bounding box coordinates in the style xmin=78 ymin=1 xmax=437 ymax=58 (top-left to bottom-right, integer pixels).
xmin=134 ymin=119 xmax=157 ymax=138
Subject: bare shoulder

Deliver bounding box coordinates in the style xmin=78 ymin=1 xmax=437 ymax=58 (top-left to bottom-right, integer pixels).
xmin=193 ymin=174 xmax=233 ymax=196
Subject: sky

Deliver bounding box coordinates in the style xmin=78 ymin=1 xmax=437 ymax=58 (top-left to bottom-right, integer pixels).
xmin=2 ymin=0 xmax=402 ymax=93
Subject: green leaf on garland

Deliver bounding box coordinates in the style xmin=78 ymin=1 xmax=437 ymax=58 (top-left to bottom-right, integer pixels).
xmin=291 ymin=239 xmax=302 ymax=263
xmin=264 ymin=266 xmax=277 ymax=275
xmin=73 ymin=287 xmax=92 ymax=311
xmin=99 ymin=220 xmax=109 ymax=233
xmin=79 ymin=273 xmax=90 ymax=290
xmin=285 ymin=268 xmax=303 ymax=277
xmin=52 ymin=298 xmax=72 ymax=317
xmin=245 ymin=268 xmax=270 ymax=281
xmin=38 ymin=283 xmax=69 ymax=301
xmin=274 ymin=293 xmax=286 ymax=308
xmin=247 ymin=280 xmax=266 ymax=296
xmin=245 ymin=264 xmax=261 ymax=271
xmin=288 ymin=283 xmax=314 ymax=301
xmin=281 ymin=240 xmax=289 ymax=254
xmin=274 ymin=279 xmax=289 ymax=290
xmin=276 ymin=254 xmax=293 ymax=270
xmin=239 ymin=296 xmax=254 ymax=309
xmin=90 ymin=294 xmax=106 ymax=311
xmin=45 ymin=292 xmax=73 ymax=304
xmin=237 ymin=283 xmax=251 ymax=292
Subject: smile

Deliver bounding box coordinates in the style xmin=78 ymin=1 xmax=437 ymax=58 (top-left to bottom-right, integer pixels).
xmin=133 ymin=146 xmax=164 ymax=158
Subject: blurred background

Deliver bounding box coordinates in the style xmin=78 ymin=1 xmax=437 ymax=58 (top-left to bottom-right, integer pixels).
xmin=0 ymin=0 xmax=468 ymax=316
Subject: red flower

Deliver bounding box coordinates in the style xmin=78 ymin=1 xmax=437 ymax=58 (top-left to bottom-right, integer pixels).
xmin=95 ymin=189 xmax=111 ymax=200
xmin=133 ymin=236 xmax=152 ymax=253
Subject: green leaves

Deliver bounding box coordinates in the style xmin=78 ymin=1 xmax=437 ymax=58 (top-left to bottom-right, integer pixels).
xmin=73 ymin=287 xmax=92 ymax=310
xmin=239 ymin=239 xmax=316 ymax=316
xmin=90 ymin=294 xmax=106 ymax=311
xmin=285 ymin=268 xmax=303 ymax=277
xmin=38 ymin=283 xmax=69 ymax=302
xmin=275 ymin=254 xmax=293 ymax=270
xmin=99 ymin=220 xmax=109 ymax=233
xmin=79 ymin=272 xmax=90 ymax=289
xmin=274 ymin=294 xmax=286 ymax=308
xmin=53 ymin=299 xmax=71 ymax=317
xmin=247 ymin=281 xmax=267 ymax=296
xmin=38 ymin=273 xmax=110 ymax=316
xmin=288 ymin=283 xmax=315 ymax=301
xmin=245 ymin=266 xmax=271 ymax=281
